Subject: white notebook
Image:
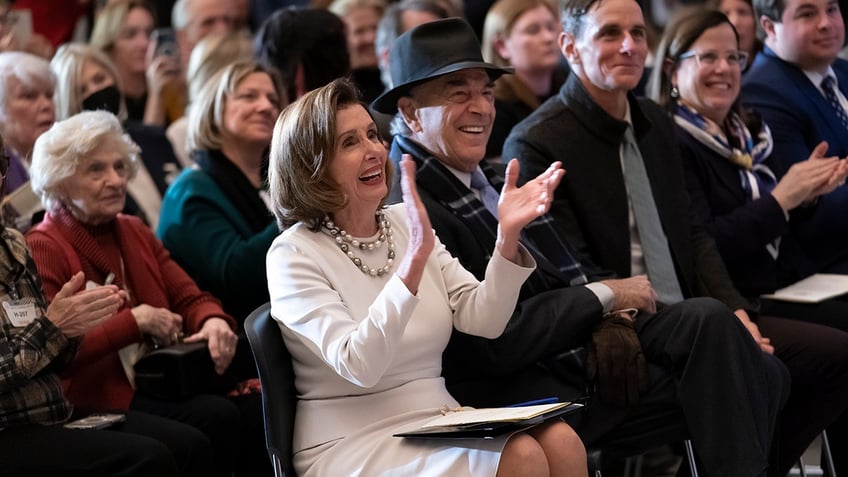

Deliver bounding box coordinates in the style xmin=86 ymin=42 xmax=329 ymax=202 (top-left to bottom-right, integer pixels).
xmin=761 ymin=274 xmax=848 ymax=303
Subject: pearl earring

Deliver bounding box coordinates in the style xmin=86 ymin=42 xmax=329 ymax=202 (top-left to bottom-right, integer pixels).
xmin=670 ymin=86 xmax=679 ymax=99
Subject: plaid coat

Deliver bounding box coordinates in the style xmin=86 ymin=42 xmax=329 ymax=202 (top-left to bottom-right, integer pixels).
xmin=0 ymin=227 xmax=77 ymax=428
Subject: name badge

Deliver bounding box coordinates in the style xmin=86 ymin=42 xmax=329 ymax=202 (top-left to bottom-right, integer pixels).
xmin=3 ymin=300 xmax=37 ymax=327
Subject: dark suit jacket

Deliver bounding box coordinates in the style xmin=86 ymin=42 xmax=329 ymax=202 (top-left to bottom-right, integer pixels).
xmin=125 ymin=121 xmax=182 ymax=197
xmin=504 ymin=74 xmax=749 ymax=312
xmin=676 ymin=125 xmax=795 ymax=296
xmin=386 ymin=138 xmax=604 ymax=405
xmin=742 ymin=48 xmax=848 ymax=275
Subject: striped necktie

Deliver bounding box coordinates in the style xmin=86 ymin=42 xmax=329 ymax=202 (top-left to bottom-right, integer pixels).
xmin=821 ymin=76 xmax=848 ymax=131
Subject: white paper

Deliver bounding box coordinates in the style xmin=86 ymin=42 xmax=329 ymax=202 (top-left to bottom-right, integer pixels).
xmin=419 ymin=402 xmax=571 ymax=429
xmin=761 ymin=273 xmax=848 ymax=303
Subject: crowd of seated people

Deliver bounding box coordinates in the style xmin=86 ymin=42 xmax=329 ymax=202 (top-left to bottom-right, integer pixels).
xmin=0 ymin=0 xmax=846 ymax=475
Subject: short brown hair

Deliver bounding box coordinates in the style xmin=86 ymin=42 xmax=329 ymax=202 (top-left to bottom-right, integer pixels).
xmin=647 ymin=7 xmax=739 ymax=111
xmin=268 ymin=77 xmax=392 ymax=229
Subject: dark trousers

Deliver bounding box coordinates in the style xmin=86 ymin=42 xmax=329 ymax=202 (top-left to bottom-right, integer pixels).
xmin=757 ymin=314 xmax=848 ymax=476
xmin=131 ymin=392 xmax=241 ymax=477
xmin=231 ymin=392 xmax=275 ymax=477
xmin=449 ymin=296 xmax=789 ymax=477
xmin=633 ymin=297 xmax=790 ymax=477
xmin=0 ymin=410 xmax=213 ymax=477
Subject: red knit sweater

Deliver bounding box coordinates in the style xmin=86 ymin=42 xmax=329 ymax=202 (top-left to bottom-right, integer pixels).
xmin=25 ymin=209 xmax=235 ymax=410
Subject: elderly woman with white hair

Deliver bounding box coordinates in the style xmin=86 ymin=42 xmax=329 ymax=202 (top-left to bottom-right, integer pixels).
xmin=0 ymin=51 xmax=54 ymax=200
xmin=24 ymin=110 xmax=242 ymax=477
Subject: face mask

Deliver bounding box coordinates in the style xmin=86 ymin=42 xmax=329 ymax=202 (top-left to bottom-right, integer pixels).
xmin=81 ymin=85 xmax=122 ymax=116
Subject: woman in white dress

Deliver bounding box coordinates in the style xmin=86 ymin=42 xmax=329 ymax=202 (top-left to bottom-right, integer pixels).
xmin=266 ymin=78 xmax=588 ymax=476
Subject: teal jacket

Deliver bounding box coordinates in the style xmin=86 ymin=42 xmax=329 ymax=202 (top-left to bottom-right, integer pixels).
xmin=157 ymin=168 xmax=279 ymax=323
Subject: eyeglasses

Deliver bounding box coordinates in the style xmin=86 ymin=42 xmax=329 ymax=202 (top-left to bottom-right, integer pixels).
xmin=678 ymin=50 xmax=749 ymax=70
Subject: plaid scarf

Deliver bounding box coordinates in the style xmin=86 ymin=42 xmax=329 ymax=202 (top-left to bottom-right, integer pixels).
xmin=394 ymin=137 xmax=588 ymax=289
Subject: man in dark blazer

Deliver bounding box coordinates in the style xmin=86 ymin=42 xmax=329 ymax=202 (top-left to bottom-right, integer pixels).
xmin=743 ymin=0 xmax=848 ymax=276
xmin=374 ymin=17 xmax=789 ymax=476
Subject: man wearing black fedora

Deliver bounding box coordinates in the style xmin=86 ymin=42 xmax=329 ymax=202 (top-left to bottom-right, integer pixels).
xmin=377 ymin=17 xmax=790 ymax=475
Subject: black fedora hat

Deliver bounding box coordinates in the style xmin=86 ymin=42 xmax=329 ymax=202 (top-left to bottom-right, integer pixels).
xmin=370 ymin=18 xmax=512 ymax=114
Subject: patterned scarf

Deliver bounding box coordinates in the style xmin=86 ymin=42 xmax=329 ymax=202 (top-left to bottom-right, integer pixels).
xmin=674 ymin=104 xmax=776 ymax=201
xmin=394 ymin=136 xmax=588 ymax=289
xmin=674 ymin=104 xmax=780 ymax=259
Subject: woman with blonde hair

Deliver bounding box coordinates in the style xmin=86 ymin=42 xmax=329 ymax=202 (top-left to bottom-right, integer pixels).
xmin=481 ymin=0 xmax=564 ymax=161
xmin=166 ymin=30 xmax=253 ymax=167
xmin=91 ymin=0 xmax=184 ymax=126
xmin=158 ymin=61 xmax=284 ymax=324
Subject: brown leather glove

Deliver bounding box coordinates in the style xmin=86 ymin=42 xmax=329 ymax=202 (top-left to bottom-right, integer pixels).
xmin=586 ymin=312 xmax=648 ymax=408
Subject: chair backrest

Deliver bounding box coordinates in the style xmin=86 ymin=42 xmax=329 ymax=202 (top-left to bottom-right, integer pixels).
xmin=244 ymin=302 xmax=298 ymax=477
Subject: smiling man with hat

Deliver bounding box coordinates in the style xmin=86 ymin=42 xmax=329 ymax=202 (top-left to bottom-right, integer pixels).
xmin=379 ymin=16 xmax=791 ymax=476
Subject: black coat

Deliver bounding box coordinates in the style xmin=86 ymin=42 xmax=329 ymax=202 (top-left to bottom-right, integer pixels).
xmin=504 ymin=74 xmax=750 ymax=311
xmin=387 ymin=138 xmax=604 ymax=407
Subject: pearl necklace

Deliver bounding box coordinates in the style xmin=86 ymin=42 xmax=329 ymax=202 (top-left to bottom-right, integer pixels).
xmin=322 ymin=210 xmax=396 ymax=277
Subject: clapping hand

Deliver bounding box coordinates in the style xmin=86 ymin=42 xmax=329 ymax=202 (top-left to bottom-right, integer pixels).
xmin=496 ymin=159 xmax=565 ymax=262
xmin=396 ymin=154 xmax=435 ymax=295
xmin=45 ymin=272 xmax=125 ymax=337
xmin=773 ymin=141 xmax=847 ymax=209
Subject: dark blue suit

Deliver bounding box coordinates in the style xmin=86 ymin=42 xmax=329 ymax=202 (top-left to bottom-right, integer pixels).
xmin=742 ymin=48 xmax=848 ymax=276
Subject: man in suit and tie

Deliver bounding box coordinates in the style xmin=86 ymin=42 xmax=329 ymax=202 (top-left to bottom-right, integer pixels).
xmin=743 ymin=0 xmax=848 ymax=276
xmin=375 ymin=17 xmax=789 ymax=476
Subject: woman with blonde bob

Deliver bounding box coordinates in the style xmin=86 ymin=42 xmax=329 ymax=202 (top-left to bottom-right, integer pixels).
xmin=266 ymin=77 xmax=585 ymax=477
xmin=481 ymin=0 xmax=564 ymax=161
xmin=158 ymin=61 xmax=284 ymax=323
xmin=166 ymin=31 xmax=254 ymax=167
xmin=91 ymin=0 xmax=183 ymax=125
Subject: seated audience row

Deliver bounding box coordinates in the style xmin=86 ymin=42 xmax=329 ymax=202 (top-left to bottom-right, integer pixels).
xmin=649 ymin=9 xmax=848 ymax=474
xmin=2 ymin=0 xmax=848 ymax=475
xmin=0 ymin=128 xmax=215 ymax=477
xmin=25 ymin=110 xmax=242 ymax=477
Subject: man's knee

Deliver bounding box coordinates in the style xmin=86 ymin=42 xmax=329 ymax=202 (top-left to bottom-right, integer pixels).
xmin=131 ymin=437 xmax=181 ymax=476
xmin=659 ymin=297 xmax=746 ymax=340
